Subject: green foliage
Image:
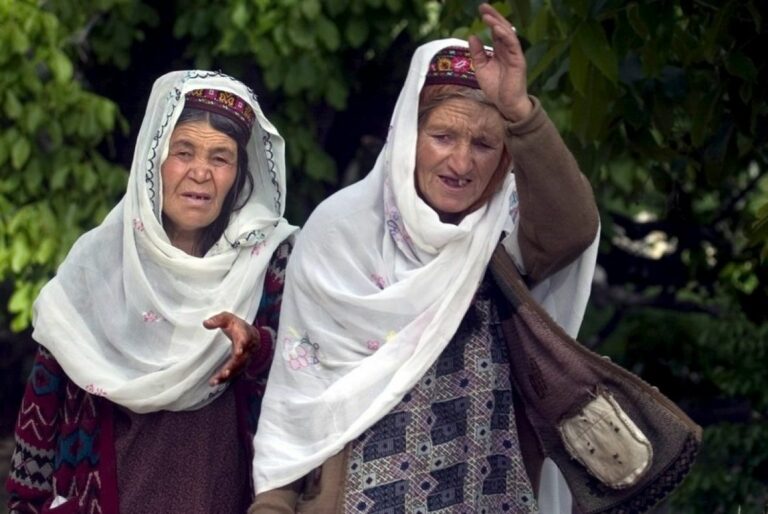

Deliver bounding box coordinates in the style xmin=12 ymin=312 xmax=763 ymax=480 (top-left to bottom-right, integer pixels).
xmin=0 ymin=0 xmax=127 ymax=330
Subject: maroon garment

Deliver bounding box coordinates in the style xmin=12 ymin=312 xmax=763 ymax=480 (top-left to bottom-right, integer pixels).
xmin=114 ymin=387 xmax=250 ymax=513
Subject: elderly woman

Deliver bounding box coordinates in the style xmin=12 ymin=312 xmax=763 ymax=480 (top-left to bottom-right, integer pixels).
xmin=6 ymin=71 xmax=297 ymax=513
xmin=249 ymin=4 xmax=700 ymax=514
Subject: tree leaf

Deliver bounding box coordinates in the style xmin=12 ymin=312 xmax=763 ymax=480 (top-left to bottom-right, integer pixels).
xmin=316 ymin=14 xmax=340 ymax=51
xmin=509 ymin=0 xmax=532 ymax=29
xmin=527 ymin=40 xmax=567 ymax=85
xmin=4 ymin=90 xmax=22 ymax=119
xmin=325 ymin=77 xmax=347 ymax=110
xmin=11 ymin=137 xmax=31 ymax=170
xmin=725 ymin=52 xmax=757 ymax=83
xmin=345 ymin=17 xmax=369 ymax=48
xmin=231 ymin=1 xmax=249 ymax=29
xmin=49 ymin=49 xmax=73 ymax=83
xmin=574 ymin=21 xmax=617 ymax=84
xmin=568 ymin=41 xmax=589 ymax=95
xmin=301 ymin=0 xmax=321 ymax=19
xmin=626 ymin=3 xmax=648 ymax=37
xmin=10 ymin=236 xmax=31 ymax=274
xmin=304 ymin=147 xmax=337 ymax=182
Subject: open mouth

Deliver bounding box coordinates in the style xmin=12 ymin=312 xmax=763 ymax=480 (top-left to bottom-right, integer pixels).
xmin=182 ymin=192 xmax=212 ymax=202
xmin=439 ymin=176 xmax=471 ymax=188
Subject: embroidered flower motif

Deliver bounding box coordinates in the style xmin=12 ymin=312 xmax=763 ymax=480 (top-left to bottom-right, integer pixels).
xmin=370 ymin=273 xmax=387 ymax=290
xmin=288 ymin=345 xmax=310 ymax=369
xmin=436 ymin=57 xmax=453 ymax=71
xmin=284 ymin=329 xmax=320 ymax=370
xmin=385 ymin=330 xmax=397 ymax=343
xmin=133 ymin=218 xmax=145 ymax=232
xmin=84 ymin=384 xmax=108 ymax=397
xmin=386 ymin=209 xmax=413 ymax=246
xmin=142 ymin=311 xmax=161 ymax=323
xmin=367 ymin=340 xmax=381 ymax=351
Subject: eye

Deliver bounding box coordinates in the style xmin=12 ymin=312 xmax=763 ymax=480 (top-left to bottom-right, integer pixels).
xmin=473 ymin=139 xmax=497 ymax=151
xmin=212 ymin=155 xmax=234 ymax=167
xmin=431 ymin=133 xmax=451 ymax=144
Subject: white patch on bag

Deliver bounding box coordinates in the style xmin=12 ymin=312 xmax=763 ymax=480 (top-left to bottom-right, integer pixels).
xmin=558 ymin=391 xmax=652 ymax=489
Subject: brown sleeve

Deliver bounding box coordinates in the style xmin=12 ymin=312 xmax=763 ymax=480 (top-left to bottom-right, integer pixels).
xmin=248 ymin=479 xmax=303 ymax=514
xmin=506 ymin=96 xmax=599 ymax=284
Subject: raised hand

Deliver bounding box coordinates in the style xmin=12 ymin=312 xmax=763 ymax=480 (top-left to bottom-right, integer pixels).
xmin=204 ymin=311 xmax=261 ymax=386
xmin=468 ymin=3 xmax=533 ymax=122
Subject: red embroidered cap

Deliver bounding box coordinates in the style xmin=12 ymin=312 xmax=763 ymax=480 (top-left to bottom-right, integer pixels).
xmin=424 ymin=46 xmax=492 ymax=89
xmin=184 ymin=88 xmax=256 ymax=132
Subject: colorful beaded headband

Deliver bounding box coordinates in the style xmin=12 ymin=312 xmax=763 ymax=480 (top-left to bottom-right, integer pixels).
xmin=424 ymin=46 xmax=492 ymax=89
xmin=184 ymin=88 xmax=256 ymax=131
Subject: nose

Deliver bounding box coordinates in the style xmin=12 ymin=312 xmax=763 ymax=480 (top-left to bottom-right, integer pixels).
xmin=187 ymin=155 xmax=213 ymax=182
xmin=448 ymin=142 xmax=472 ymax=175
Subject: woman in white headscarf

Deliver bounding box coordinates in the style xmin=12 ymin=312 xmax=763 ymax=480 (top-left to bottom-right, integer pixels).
xmin=6 ymin=71 xmax=297 ymax=513
xmin=248 ymin=4 xmax=602 ymax=513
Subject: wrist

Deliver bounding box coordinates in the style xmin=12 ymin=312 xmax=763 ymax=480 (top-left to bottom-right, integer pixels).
xmin=503 ymin=96 xmax=534 ymax=123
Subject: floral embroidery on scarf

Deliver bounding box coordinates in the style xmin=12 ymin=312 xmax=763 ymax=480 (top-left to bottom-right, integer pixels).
xmin=370 ymin=273 xmax=387 ymax=290
xmin=367 ymin=330 xmax=396 ymax=352
xmin=251 ymin=242 xmax=267 ymax=256
xmin=385 ymin=208 xmax=412 ymax=247
xmin=235 ymin=229 xmax=266 ymax=250
xmin=283 ymin=328 xmax=320 ymax=370
xmin=132 ymin=218 xmax=145 ymax=232
xmin=84 ymin=384 xmax=108 ymax=397
xmin=142 ymin=311 xmax=162 ymax=323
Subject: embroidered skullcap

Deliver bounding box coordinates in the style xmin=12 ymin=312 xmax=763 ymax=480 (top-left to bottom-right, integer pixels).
xmin=184 ymin=88 xmax=256 ymax=131
xmin=424 ymin=46 xmax=492 ymax=89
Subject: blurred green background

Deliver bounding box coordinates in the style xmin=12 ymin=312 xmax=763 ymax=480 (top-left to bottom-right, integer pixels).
xmin=1 ymin=0 xmax=766 ymax=511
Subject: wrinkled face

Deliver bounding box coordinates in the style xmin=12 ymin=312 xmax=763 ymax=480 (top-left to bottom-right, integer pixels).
xmin=161 ymin=120 xmax=238 ymax=252
xmin=415 ymin=97 xmax=506 ymax=223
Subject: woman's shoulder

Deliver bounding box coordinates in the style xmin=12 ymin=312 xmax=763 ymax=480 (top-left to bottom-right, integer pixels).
xmin=302 ymin=177 xmax=382 ymax=237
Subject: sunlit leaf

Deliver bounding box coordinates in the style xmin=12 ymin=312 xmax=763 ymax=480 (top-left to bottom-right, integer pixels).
xmin=49 ymin=49 xmax=73 ymax=83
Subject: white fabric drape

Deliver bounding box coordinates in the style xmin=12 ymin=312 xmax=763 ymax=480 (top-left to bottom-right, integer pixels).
xmin=32 ymin=71 xmax=297 ymax=413
xmin=252 ymin=38 xmax=597 ymax=504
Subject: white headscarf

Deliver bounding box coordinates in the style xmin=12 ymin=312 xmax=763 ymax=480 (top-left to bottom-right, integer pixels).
xmin=32 ymin=71 xmax=297 ymax=413
xmin=252 ymin=39 xmax=597 ymax=492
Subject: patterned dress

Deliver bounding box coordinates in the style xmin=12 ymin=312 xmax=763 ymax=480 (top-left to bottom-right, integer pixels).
xmin=344 ymin=276 xmax=538 ymax=514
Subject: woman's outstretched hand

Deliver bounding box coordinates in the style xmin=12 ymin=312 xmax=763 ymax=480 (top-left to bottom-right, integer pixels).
xmin=468 ymin=3 xmax=533 ymax=122
xmin=204 ymin=311 xmax=261 ymax=386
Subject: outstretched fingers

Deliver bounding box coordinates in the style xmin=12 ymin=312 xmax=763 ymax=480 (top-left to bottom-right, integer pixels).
xmin=205 ymin=311 xmax=260 ymax=385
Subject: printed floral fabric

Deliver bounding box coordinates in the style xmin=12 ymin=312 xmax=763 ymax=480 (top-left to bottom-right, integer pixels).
xmin=344 ymin=277 xmax=538 ymax=514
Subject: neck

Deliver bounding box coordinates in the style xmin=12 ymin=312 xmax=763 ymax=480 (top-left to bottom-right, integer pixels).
xmin=163 ymin=219 xmax=202 ymax=257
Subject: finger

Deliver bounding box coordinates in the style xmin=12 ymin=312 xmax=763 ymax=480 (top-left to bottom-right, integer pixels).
xmin=203 ymin=311 xmax=232 ymax=329
xmin=210 ymin=358 xmax=234 ymax=385
xmin=211 ymin=344 xmax=252 ymax=385
xmin=468 ymin=35 xmax=490 ymax=68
